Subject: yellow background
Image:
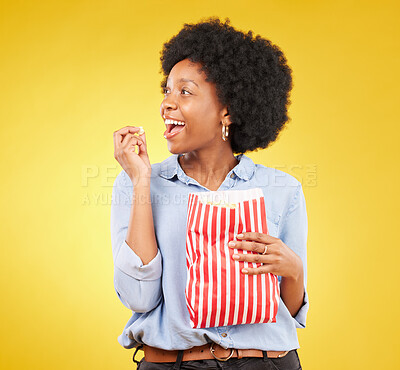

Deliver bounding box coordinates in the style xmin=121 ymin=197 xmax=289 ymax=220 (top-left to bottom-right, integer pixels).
xmin=1 ymin=0 xmax=399 ymax=369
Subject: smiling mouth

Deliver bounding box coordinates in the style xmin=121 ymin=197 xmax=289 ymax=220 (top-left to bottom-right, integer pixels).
xmin=163 ymin=119 xmax=186 ymax=139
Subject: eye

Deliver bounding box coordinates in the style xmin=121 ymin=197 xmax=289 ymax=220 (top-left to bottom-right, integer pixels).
xmin=162 ymin=87 xmax=169 ymax=94
xmin=181 ymin=89 xmax=191 ymax=95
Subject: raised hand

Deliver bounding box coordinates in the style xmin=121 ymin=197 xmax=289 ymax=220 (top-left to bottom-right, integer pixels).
xmin=113 ymin=126 xmax=151 ymax=185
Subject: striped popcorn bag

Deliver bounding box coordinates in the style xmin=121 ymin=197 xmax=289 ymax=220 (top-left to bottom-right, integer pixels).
xmin=185 ymin=187 xmax=280 ymax=329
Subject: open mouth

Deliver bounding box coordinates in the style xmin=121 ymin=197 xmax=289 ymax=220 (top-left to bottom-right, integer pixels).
xmin=164 ymin=119 xmax=186 ymax=139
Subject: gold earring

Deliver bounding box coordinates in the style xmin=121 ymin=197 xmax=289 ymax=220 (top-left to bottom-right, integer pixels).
xmin=222 ymin=124 xmax=229 ymax=141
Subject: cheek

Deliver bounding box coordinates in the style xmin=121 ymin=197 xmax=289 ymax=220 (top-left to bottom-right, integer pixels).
xmin=202 ymin=99 xmax=223 ymax=121
xmin=183 ymin=101 xmax=220 ymax=124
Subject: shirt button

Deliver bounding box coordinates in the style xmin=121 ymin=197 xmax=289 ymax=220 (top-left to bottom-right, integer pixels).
xmin=221 ymin=333 xmax=227 ymax=337
xmin=230 ymin=173 xmax=235 ymax=178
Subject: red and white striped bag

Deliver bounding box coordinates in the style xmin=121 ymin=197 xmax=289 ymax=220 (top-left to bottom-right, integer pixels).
xmin=185 ymin=187 xmax=280 ymax=329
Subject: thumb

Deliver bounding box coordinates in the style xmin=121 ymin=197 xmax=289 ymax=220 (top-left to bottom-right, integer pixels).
xmin=138 ymin=127 xmax=147 ymax=145
xmin=137 ymin=130 xmax=150 ymax=165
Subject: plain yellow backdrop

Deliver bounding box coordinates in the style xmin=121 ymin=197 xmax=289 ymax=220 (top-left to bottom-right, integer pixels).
xmin=1 ymin=0 xmax=399 ymax=369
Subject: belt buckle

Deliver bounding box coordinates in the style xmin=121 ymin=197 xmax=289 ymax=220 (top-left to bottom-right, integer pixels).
xmin=209 ymin=342 xmax=234 ymax=361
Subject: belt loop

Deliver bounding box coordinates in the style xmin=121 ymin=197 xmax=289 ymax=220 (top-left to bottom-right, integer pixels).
xmin=262 ymin=350 xmax=268 ymax=362
xmin=171 ymin=350 xmax=184 ymax=369
xmin=132 ymin=344 xmax=144 ymax=364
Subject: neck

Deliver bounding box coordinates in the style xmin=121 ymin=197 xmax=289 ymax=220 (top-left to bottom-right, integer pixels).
xmin=178 ymin=147 xmax=239 ymax=190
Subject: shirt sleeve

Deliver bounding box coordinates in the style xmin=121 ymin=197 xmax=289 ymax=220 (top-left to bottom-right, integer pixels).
xmin=279 ymin=183 xmax=309 ymax=329
xmin=110 ymin=171 xmax=163 ymax=313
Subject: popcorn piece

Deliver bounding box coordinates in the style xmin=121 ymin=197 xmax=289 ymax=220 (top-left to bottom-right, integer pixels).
xmin=138 ymin=126 xmax=145 ymax=135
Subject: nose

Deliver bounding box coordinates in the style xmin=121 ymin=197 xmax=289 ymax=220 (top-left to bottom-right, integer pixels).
xmin=160 ymin=92 xmax=177 ymax=114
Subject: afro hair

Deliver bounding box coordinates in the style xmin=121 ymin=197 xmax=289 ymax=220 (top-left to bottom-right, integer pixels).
xmin=159 ymin=17 xmax=293 ymax=154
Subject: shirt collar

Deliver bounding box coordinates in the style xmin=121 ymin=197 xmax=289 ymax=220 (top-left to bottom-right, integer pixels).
xmin=159 ymin=153 xmax=255 ymax=181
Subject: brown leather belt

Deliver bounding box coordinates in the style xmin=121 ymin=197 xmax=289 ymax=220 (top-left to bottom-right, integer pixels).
xmin=143 ymin=343 xmax=289 ymax=362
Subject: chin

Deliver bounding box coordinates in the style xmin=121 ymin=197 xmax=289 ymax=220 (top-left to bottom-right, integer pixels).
xmin=167 ymin=144 xmax=186 ymax=155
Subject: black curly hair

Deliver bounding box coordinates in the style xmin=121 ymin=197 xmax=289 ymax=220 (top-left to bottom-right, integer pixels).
xmin=159 ymin=16 xmax=293 ymax=154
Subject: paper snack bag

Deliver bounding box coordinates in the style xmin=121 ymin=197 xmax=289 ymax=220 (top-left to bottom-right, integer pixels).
xmin=185 ymin=187 xmax=280 ymax=329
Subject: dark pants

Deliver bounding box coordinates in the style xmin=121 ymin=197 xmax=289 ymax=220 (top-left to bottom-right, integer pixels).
xmin=134 ymin=349 xmax=302 ymax=370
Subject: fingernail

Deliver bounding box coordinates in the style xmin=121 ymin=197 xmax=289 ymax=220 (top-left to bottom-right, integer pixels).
xmin=237 ymin=234 xmax=244 ymax=238
xmin=228 ymin=241 xmax=235 ymax=247
xmin=232 ymin=254 xmax=239 ymax=260
xmin=242 ymin=268 xmax=248 ymax=274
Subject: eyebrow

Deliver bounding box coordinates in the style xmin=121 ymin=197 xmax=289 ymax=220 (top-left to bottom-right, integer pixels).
xmin=166 ymin=78 xmax=199 ymax=87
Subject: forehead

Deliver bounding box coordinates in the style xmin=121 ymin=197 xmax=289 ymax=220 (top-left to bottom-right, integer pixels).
xmin=167 ymin=59 xmax=205 ymax=82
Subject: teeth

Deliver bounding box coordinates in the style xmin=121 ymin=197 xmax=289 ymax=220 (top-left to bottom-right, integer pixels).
xmin=165 ymin=119 xmax=185 ymax=125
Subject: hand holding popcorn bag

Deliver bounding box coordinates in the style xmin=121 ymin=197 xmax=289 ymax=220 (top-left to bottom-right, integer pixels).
xmin=185 ymin=187 xmax=280 ymax=329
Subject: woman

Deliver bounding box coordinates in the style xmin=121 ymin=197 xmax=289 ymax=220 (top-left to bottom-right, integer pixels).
xmin=111 ymin=17 xmax=308 ymax=369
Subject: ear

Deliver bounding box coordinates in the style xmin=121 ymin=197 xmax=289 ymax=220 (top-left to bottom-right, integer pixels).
xmin=220 ymin=107 xmax=233 ymax=126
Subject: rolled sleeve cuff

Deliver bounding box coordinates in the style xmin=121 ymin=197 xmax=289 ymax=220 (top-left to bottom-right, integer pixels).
xmin=293 ymin=289 xmax=309 ymax=329
xmin=115 ymin=240 xmax=162 ymax=281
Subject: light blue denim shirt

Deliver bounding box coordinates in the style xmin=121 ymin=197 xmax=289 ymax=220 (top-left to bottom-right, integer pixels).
xmin=110 ymin=153 xmax=309 ymax=351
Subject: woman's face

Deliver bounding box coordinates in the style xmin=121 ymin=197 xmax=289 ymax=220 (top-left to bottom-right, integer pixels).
xmin=160 ymin=58 xmax=228 ymax=154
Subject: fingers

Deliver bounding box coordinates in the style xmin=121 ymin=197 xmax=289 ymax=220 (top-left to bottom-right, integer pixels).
xmin=113 ymin=126 xmax=143 ymax=150
xmin=232 ymin=252 xmax=276 ymax=264
xmin=228 ymin=233 xmax=287 ymax=276
xmin=121 ymin=132 xmax=143 ymax=149
xmin=228 ymin=240 xmax=266 ymax=254
xmin=236 ymin=232 xmax=278 ymax=244
xmin=228 ymin=235 xmax=280 ymax=275
xmin=138 ymin=128 xmax=147 ymax=146
xmin=114 ymin=126 xmax=146 ymax=159
xmin=241 ymin=265 xmax=275 ymax=275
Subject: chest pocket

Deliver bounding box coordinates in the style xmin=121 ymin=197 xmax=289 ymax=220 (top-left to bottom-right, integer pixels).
xmin=266 ymin=209 xmax=281 ymax=238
